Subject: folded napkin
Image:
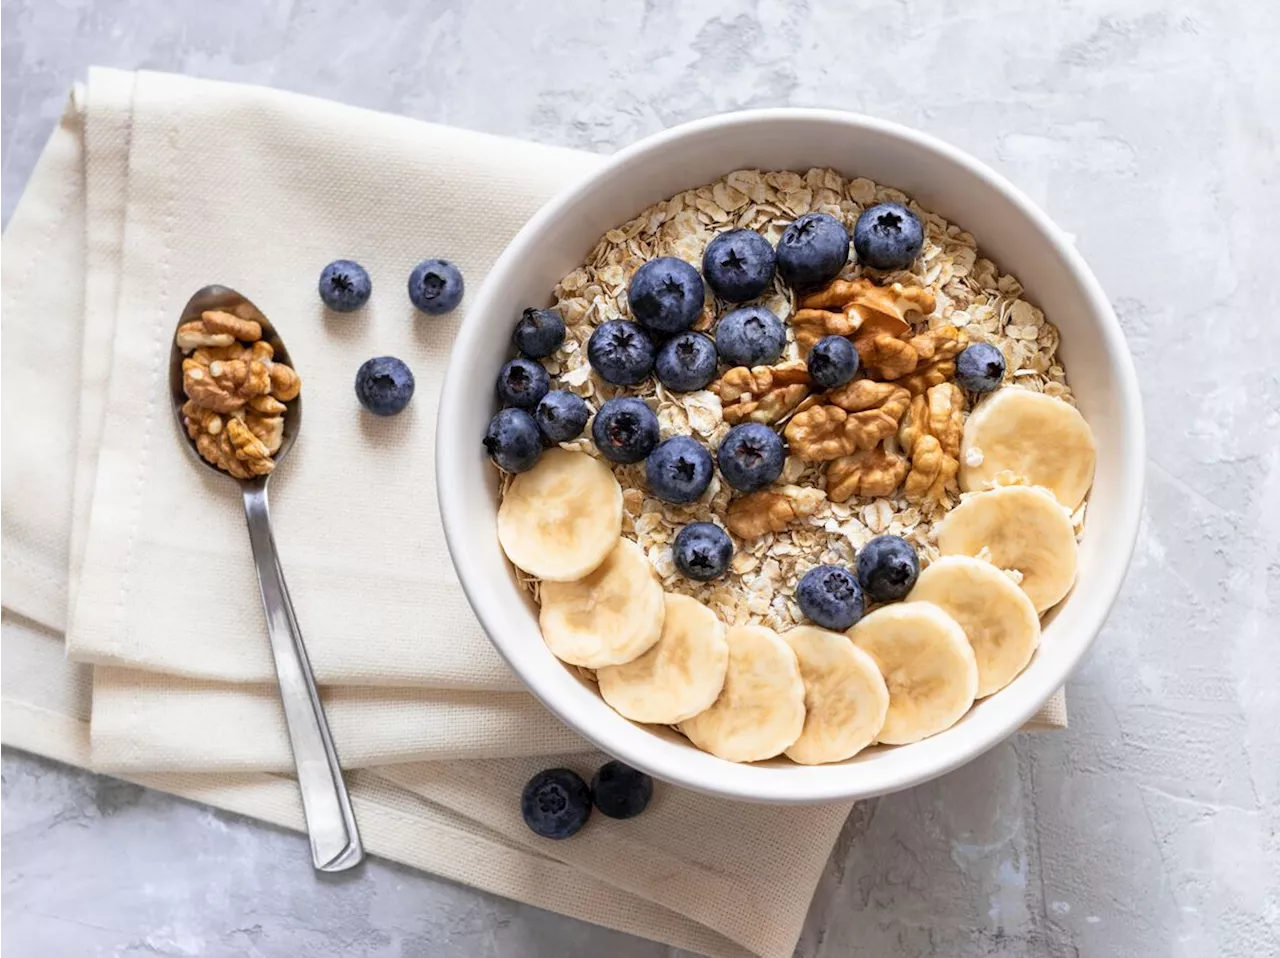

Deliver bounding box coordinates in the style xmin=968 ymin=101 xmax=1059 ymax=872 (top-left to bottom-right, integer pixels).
xmin=3 ymin=611 xmax=846 ymax=958
xmin=1 ymin=67 xmax=1066 ymax=958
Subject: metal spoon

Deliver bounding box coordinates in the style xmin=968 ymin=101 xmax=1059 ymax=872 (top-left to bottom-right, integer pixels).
xmin=169 ymin=285 xmax=363 ymax=873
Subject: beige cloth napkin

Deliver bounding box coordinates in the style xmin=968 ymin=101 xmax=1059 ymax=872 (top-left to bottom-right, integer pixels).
xmin=1 ymin=67 xmax=1065 ymax=958
xmin=1 ymin=614 xmax=838 ymax=958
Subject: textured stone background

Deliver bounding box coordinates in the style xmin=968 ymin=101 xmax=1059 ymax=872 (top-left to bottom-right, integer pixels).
xmin=3 ymin=0 xmax=1278 ymax=955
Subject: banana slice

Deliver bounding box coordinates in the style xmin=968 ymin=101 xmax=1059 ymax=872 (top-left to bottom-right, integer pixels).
xmin=959 ymin=389 xmax=1095 ymax=509
xmin=539 ymin=538 xmax=665 ymax=668
xmin=782 ymin=626 xmax=889 ymax=765
xmin=597 ymin=593 xmax=728 ymax=725
xmin=936 ymin=485 xmax=1077 ymax=614
xmin=680 ymin=624 xmax=805 ymax=763
xmin=497 ymin=448 xmax=623 ymax=582
xmin=907 ymin=556 xmax=1041 ymax=698
xmin=849 ymin=603 xmax=978 ymax=745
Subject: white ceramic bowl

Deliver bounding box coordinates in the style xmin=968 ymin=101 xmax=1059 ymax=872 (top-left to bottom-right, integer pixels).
xmin=437 ymin=110 xmax=1144 ymax=804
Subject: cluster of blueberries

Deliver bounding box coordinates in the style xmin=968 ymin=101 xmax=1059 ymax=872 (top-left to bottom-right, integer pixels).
xmin=521 ymin=760 xmax=653 ymax=840
xmin=484 ymin=202 xmax=1008 ymax=633
xmin=317 ymin=257 xmax=467 ymax=417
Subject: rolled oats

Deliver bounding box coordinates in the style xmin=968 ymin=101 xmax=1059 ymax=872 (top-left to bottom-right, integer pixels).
xmin=501 ymin=168 xmax=1076 ymax=628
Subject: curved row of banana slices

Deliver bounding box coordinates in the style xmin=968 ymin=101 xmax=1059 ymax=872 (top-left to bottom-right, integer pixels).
xmin=495 ymin=452 xmax=1069 ymax=765
xmin=679 ymin=556 xmax=1047 ymax=763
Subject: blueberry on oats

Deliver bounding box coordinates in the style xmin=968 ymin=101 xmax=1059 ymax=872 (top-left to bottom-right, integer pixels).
xmin=776 ymin=212 xmax=849 ymax=290
xmin=627 ymin=257 xmax=705 ymax=335
xmin=715 ymin=305 xmax=786 ymax=368
xmin=702 ymin=229 xmax=776 ymax=303
xmin=513 ymin=307 xmax=566 ymax=358
xmin=673 ymin=522 xmax=734 ymax=582
xmin=853 ymin=202 xmax=924 ymax=271
xmin=592 ymin=397 xmax=659 ymax=464
xmin=496 ymin=358 xmax=550 ymax=409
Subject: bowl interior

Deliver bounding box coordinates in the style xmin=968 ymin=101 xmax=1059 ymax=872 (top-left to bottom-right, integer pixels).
xmin=438 ymin=111 xmax=1143 ymax=803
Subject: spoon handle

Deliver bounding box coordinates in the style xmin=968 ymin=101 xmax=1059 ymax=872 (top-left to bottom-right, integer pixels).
xmin=242 ymin=482 xmax=364 ymax=873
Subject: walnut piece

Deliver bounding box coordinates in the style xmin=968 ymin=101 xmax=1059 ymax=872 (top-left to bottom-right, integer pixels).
xmin=792 ymin=279 xmax=936 ymax=352
xmin=855 ymin=332 xmax=918 ymax=380
xmin=826 ymin=380 xmax=911 ymax=438
xmin=826 ymin=447 xmax=910 ymax=502
xmin=183 ymin=400 xmax=274 ymax=479
xmin=269 ymin=362 xmax=301 ymax=402
xmin=791 ymin=308 xmax=860 ymax=353
xmin=898 ymin=359 xmax=957 ymax=396
xmin=857 ymin=324 xmax=967 ymax=392
xmin=724 ymin=484 xmax=826 ymax=539
xmin=899 ymin=382 xmax=964 ymax=504
xmin=243 ymin=403 xmax=285 ymax=453
xmin=712 ymin=361 xmax=812 ymax=425
xmin=182 ymin=399 xmax=224 ymax=440
xmin=783 ymin=381 xmax=911 ymax=461
xmin=175 ymin=310 xmax=263 ymax=351
xmin=183 ymin=353 xmax=271 ymax=413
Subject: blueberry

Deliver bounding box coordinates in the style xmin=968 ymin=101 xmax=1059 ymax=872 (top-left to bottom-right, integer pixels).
xmin=627 ymin=257 xmax=705 ymax=335
xmin=484 ymin=408 xmax=542 ymax=473
xmin=853 ymin=202 xmax=924 ymax=271
xmin=591 ymin=761 xmax=653 ymax=820
xmin=807 ymin=336 xmax=860 ymax=390
xmin=318 ymin=259 xmax=371 ymax=312
xmin=587 ymin=320 xmax=655 ymax=386
xmin=955 ymin=343 xmax=1007 ymax=394
xmin=796 ymin=565 xmax=865 ymax=631
xmin=497 ymin=358 xmax=550 ymax=409
xmin=521 ymin=768 xmax=591 ymax=839
xmin=354 ymin=356 xmax=415 ymax=416
xmin=535 ymin=390 xmax=590 ymax=444
xmin=702 ymin=229 xmax=777 ymax=303
xmin=855 ymin=535 xmax=920 ymax=603
xmin=592 ymin=397 xmax=659 ymax=464
xmin=513 ymin=307 xmax=566 ymax=358
xmin=646 ymin=436 xmax=714 ymax=504
xmin=717 ymin=422 xmax=784 ymax=492
xmin=408 ymin=258 xmax=464 ymax=314
xmin=655 ymin=331 xmax=718 ymax=392
xmin=673 ymin=522 xmax=733 ymax=581
xmin=715 ymin=306 xmax=786 ymax=367
xmin=776 ymin=212 xmax=849 ymax=290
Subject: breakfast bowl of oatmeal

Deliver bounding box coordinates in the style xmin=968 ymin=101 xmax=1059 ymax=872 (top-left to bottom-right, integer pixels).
xmin=437 ymin=110 xmax=1144 ymax=804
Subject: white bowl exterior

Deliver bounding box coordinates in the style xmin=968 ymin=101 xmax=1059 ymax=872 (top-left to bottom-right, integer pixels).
xmin=438 ymin=111 xmax=1144 ymax=804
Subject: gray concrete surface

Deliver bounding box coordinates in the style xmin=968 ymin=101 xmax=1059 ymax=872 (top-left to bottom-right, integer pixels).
xmin=3 ymin=0 xmax=1278 ymax=955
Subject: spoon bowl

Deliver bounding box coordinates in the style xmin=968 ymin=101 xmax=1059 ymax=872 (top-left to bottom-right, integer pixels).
xmin=169 ymin=285 xmax=362 ymax=873
xmin=169 ymin=285 xmax=302 ymax=477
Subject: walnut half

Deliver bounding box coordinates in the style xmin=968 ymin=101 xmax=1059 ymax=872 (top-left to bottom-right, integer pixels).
xmin=792 ymin=279 xmax=936 ymax=352
xmin=826 ymin=447 xmax=910 ymax=502
xmin=724 ymin=485 xmax=827 ymax=539
xmin=712 ymin=361 xmax=812 ymax=426
xmin=183 ymin=400 xmax=275 ymax=479
xmin=175 ymin=309 xmax=263 ymax=351
xmin=857 ymin=325 xmax=966 ymax=393
xmin=898 ymin=382 xmax=964 ymax=504
xmin=783 ymin=381 xmax=911 ymax=462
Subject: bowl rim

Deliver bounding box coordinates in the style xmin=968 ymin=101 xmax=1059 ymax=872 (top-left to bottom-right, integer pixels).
xmin=437 ymin=108 xmax=1145 ymax=803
